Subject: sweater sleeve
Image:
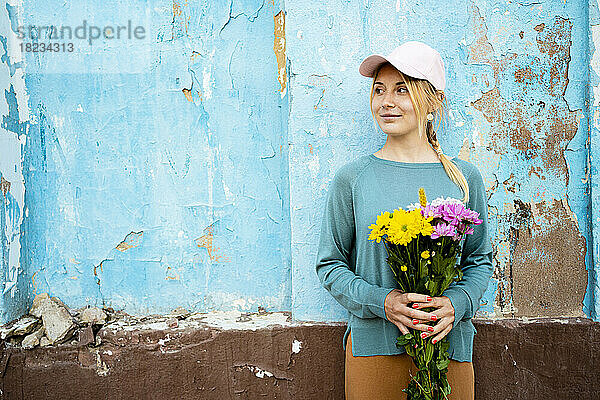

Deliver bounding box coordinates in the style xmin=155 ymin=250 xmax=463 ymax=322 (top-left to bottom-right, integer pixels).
xmin=442 ymin=165 xmax=494 ymax=328
xmin=315 ymin=168 xmax=395 ymax=320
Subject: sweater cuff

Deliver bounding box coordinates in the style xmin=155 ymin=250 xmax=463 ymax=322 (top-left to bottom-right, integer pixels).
xmin=370 ymin=287 xmax=396 ymax=320
xmin=442 ymin=287 xmax=471 ymax=328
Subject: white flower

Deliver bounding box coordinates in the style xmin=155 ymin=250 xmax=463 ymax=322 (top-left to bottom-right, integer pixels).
xmin=430 ymin=197 xmax=463 ymax=207
xmin=406 ymin=202 xmax=422 ymax=211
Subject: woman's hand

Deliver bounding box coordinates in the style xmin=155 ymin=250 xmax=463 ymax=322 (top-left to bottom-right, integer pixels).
xmin=384 ymin=289 xmax=438 ymax=335
xmin=411 ymin=295 xmax=455 ymax=343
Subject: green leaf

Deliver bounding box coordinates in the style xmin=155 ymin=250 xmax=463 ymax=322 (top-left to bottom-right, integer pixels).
xmin=405 ymin=344 xmax=416 ymax=357
xmin=441 ymin=340 xmax=450 ymax=352
xmin=424 ymin=341 xmax=433 ymax=364
xmin=396 ymin=335 xmax=410 ymax=346
xmin=436 ymin=358 xmax=450 ymax=370
xmin=441 ymin=380 xmax=451 ymax=395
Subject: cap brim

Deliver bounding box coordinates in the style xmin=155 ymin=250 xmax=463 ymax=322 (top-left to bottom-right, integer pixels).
xmin=359 ymin=55 xmax=388 ymax=77
xmin=359 ymin=55 xmax=429 ymax=83
xmin=359 ymin=52 xmax=445 ymax=90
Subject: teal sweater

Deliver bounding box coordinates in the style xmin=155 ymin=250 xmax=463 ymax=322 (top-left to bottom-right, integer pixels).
xmin=315 ymin=154 xmax=493 ymax=362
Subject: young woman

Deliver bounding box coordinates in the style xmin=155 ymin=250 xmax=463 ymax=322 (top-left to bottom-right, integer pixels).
xmin=315 ymin=41 xmax=493 ymax=399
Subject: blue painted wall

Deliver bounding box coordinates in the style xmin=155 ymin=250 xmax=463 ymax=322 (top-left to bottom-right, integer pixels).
xmin=0 ymin=0 xmax=598 ymax=324
xmin=2 ymin=0 xmax=291 ymax=319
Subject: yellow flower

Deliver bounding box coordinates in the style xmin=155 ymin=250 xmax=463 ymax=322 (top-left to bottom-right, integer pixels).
xmin=421 ymin=250 xmax=430 ymax=259
xmin=387 ymin=209 xmax=420 ymax=246
xmin=417 ymin=215 xmax=435 ymax=237
xmin=368 ymin=202 xmax=435 ymax=247
xmin=400 ymin=265 xmax=407 ymax=272
xmin=376 ymin=211 xmax=392 ymax=226
xmin=368 ymin=211 xmax=392 ymax=243
xmin=419 ymin=188 xmax=427 ymax=208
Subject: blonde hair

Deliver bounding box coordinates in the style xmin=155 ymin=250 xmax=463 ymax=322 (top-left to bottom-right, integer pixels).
xmin=369 ymin=63 xmax=470 ymax=203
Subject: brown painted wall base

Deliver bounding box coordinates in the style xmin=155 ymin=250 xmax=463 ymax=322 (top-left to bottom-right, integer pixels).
xmin=472 ymin=318 xmax=599 ymax=399
xmin=0 ymin=318 xmax=598 ymax=399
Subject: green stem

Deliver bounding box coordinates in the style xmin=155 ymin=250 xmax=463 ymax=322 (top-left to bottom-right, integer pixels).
xmin=415 ymin=237 xmax=420 ymax=292
xmin=411 ymin=239 xmax=417 ymax=290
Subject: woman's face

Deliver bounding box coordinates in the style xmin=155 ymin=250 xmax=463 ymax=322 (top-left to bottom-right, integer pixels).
xmin=370 ymin=64 xmax=419 ymax=137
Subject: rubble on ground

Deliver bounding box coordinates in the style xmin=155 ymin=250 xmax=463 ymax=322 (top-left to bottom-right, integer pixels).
xmin=22 ymin=326 xmax=45 ymax=349
xmin=0 ymin=295 xmax=296 ymax=351
xmin=29 ymin=293 xmax=78 ymax=344
xmin=0 ymin=293 xmax=196 ymax=350
xmin=0 ymin=315 xmax=40 ymax=339
xmin=79 ymin=306 xmax=107 ymax=325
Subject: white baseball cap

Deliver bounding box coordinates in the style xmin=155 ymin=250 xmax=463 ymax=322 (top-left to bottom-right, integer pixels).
xmin=359 ymin=41 xmax=446 ymax=91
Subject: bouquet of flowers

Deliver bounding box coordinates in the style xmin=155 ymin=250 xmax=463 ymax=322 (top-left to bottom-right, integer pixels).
xmin=367 ymin=188 xmax=482 ymax=400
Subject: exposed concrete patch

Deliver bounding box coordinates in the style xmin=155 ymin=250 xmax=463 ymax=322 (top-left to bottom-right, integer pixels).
xmin=467 ymin=4 xmax=586 ymax=317
xmin=511 ymin=199 xmax=587 ymax=316
xmin=105 ymin=309 xmax=317 ymax=333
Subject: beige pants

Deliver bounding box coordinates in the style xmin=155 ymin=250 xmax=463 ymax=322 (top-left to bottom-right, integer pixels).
xmin=345 ymin=332 xmax=474 ymax=400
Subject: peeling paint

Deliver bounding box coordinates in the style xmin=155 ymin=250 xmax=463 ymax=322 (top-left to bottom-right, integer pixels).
xmin=0 ymin=0 xmax=28 ymax=323
xmin=291 ymin=339 xmax=302 ymax=353
xmin=115 ymin=231 xmax=143 ymax=252
xmin=195 ymin=225 xmax=230 ymax=263
xmin=468 ymin=5 xmax=586 ymax=317
xmin=0 ymin=177 xmax=10 ymax=197
xmin=94 ymin=348 xmax=110 ymax=376
xmin=273 ymin=10 xmax=286 ymax=97
xmin=589 ymin=0 xmax=600 ymax=320
xmin=182 ymin=88 xmax=194 ymax=102
xmin=105 ymin=310 xmax=317 ymax=333
xmin=8 ymin=0 xmax=291 ymax=317
xmin=234 ymin=364 xmax=275 ymax=379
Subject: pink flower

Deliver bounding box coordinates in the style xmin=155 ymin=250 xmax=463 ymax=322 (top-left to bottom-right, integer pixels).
xmin=422 ymin=204 xmax=443 ymax=219
xmin=440 ymin=203 xmax=467 ymax=226
xmin=462 ymin=209 xmax=482 ymax=225
xmin=453 ymin=222 xmax=476 ymax=240
xmin=430 ymin=222 xmax=457 ymax=239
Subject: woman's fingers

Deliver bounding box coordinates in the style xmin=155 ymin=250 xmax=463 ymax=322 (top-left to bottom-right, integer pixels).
xmin=401 ymin=293 xmax=437 ymax=321
xmin=405 ymin=317 xmax=431 ymax=332
xmin=400 ymin=302 xmax=438 ymax=323
xmin=418 ymin=314 xmax=455 ymax=338
xmin=411 ymin=321 xmax=435 ymax=333
xmin=404 ymin=292 xmax=433 ymax=304
xmin=406 ymin=308 xmax=438 ymax=322
xmin=386 ymin=292 xmax=454 ymax=337
xmin=411 ymin=296 xmax=445 ymax=310
xmin=396 ymin=322 xmax=410 ymax=335
xmin=393 ymin=295 xmax=457 ymax=340
xmin=429 ymin=321 xmax=453 ymax=343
